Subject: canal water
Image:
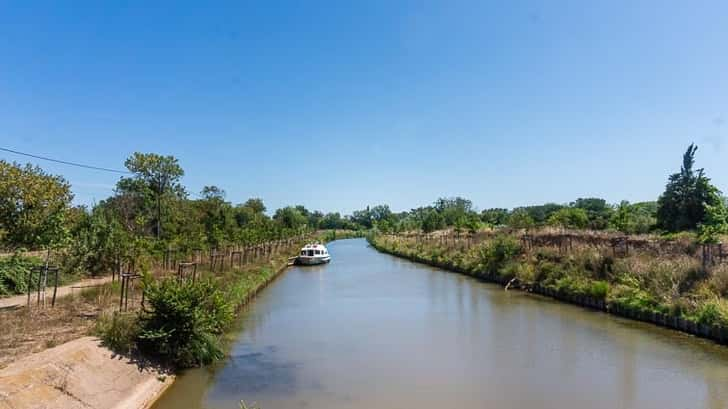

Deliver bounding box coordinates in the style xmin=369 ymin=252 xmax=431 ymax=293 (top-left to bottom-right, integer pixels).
xmin=153 ymin=238 xmax=728 ymax=409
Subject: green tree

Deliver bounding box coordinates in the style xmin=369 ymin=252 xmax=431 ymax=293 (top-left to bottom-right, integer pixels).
xmin=513 ymin=203 xmax=564 ymax=225
xmin=609 ymin=201 xmax=657 ymax=234
xmin=422 ymin=209 xmax=445 ymax=233
xmin=547 ymin=207 xmax=589 ymax=229
xmin=507 ymin=209 xmax=535 ymax=229
xmin=656 ymin=144 xmax=724 ymax=231
xmin=571 ymin=198 xmax=613 ymax=230
xmin=481 ymin=208 xmax=509 ymax=226
xmin=273 ymin=206 xmax=308 ymax=230
xmin=0 ymin=161 xmax=73 ymax=249
xmin=698 ymin=199 xmax=728 ymax=243
xmin=121 ymin=153 xmax=185 ymax=239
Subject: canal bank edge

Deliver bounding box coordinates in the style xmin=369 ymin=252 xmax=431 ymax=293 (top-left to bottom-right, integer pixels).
xmin=367 ymin=236 xmax=728 ymax=346
xmin=0 ymin=336 xmax=174 ymax=409
xmin=0 ymin=250 xmax=299 ymax=409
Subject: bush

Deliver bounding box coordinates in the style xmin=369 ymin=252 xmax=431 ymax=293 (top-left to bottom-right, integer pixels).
xmin=588 ymin=281 xmax=609 ymax=299
xmin=95 ymin=311 xmax=140 ymax=354
xmin=138 ymin=277 xmax=234 ymax=368
xmin=0 ymin=253 xmax=42 ymax=296
xmin=476 ymin=235 xmax=521 ymax=274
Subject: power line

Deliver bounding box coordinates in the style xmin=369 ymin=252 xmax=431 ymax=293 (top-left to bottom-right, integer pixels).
xmin=0 ymin=147 xmax=131 ymax=174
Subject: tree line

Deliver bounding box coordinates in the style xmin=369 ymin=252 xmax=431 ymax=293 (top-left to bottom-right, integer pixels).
xmin=346 ymin=144 xmax=728 ymax=242
xmin=1 ymin=143 xmax=726 ymax=262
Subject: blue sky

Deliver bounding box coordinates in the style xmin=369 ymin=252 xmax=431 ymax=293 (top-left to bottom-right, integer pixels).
xmin=1 ymin=1 xmax=726 ymax=214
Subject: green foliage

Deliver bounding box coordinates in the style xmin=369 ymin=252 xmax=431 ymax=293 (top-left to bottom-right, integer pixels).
xmin=571 ymin=198 xmax=613 ymax=230
xmin=0 ymin=253 xmax=41 ymax=295
xmin=693 ymin=300 xmax=728 ymax=326
xmin=476 ymin=235 xmax=521 ymax=274
xmin=657 ymin=144 xmax=724 ymax=232
xmin=610 ymin=201 xmax=657 ymax=234
xmin=0 ymin=160 xmax=73 ymax=249
xmin=481 ymin=208 xmax=509 ymax=226
xmin=119 ymin=152 xmax=186 ymax=239
xmin=273 ymin=206 xmax=308 ymax=230
xmin=507 ymin=208 xmax=535 ymax=229
xmin=588 ymin=281 xmax=609 ymax=299
xmin=422 ymin=210 xmax=446 ymax=233
xmin=547 ymin=207 xmax=589 ymax=229
xmin=512 ymin=203 xmax=564 ymax=225
xmin=698 ymin=201 xmax=728 ymax=243
xmin=138 ymin=277 xmax=234 ymax=367
xmin=95 ymin=312 xmax=140 ymax=355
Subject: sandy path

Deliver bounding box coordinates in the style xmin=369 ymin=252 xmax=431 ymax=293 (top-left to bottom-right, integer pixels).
xmin=0 ymin=276 xmax=113 ymax=309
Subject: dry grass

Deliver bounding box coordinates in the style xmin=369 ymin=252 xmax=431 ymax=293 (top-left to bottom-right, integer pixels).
xmin=0 ymin=242 xmax=304 ymax=369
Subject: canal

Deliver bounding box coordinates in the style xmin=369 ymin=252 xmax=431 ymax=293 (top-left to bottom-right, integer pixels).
xmin=153 ymin=238 xmax=728 ymax=409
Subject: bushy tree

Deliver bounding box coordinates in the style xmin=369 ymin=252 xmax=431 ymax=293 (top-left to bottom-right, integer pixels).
xmin=547 ymin=207 xmax=589 ymax=229
xmin=273 ymin=206 xmax=308 ymax=230
xmin=610 ymin=201 xmax=657 ymax=234
xmin=507 ymin=208 xmax=535 ymax=229
xmin=657 ymin=144 xmax=723 ymax=231
xmin=513 ymin=203 xmax=564 ymax=224
xmin=422 ymin=209 xmax=445 ymax=233
xmin=481 ymin=208 xmax=509 ymax=226
xmin=0 ymin=161 xmax=73 ymax=249
xmin=572 ymin=198 xmax=613 ymax=230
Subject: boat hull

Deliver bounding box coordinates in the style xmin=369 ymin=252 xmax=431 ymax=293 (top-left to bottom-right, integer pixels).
xmin=296 ymin=256 xmax=331 ymax=265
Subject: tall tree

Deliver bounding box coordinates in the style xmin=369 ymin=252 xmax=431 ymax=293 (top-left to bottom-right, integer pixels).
xmin=656 ymin=144 xmax=723 ymax=231
xmin=121 ymin=153 xmax=185 ymax=239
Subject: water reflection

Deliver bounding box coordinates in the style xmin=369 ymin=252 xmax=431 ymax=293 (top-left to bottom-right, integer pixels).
xmin=154 ymin=239 xmax=728 ymax=409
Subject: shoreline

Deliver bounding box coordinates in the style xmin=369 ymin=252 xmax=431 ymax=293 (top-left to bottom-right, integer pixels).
xmin=368 ymin=236 xmax=728 ymax=346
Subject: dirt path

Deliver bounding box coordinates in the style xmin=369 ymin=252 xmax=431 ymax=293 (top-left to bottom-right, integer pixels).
xmin=0 ymin=276 xmax=113 ymax=309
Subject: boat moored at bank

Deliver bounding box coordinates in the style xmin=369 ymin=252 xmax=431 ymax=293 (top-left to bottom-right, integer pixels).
xmin=296 ymin=243 xmax=331 ymax=265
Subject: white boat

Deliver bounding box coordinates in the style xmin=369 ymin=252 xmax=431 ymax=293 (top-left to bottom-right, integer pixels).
xmin=296 ymin=243 xmax=331 ymax=265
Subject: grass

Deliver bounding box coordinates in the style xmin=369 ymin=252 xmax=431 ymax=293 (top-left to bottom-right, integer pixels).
xmin=370 ymin=230 xmax=728 ymax=329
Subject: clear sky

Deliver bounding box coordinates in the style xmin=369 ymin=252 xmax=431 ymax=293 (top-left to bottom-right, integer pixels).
xmin=1 ymin=1 xmax=726 ymax=214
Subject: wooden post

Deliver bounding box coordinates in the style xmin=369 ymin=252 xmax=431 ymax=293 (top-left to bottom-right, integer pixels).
xmin=26 ymin=267 xmax=33 ymax=308
xmin=119 ymin=274 xmax=126 ymax=311
xmin=51 ymin=267 xmax=60 ymax=307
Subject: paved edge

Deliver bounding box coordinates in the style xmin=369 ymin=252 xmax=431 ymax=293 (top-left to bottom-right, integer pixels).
xmin=0 ymin=336 xmax=174 ymax=409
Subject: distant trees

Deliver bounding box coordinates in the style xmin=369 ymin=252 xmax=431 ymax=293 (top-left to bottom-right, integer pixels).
xmin=272 ymin=206 xmax=308 ymax=230
xmin=571 ymin=198 xmax=613 ymax=230
xmin=657 ymin=144 xmax=724 ymax=232
xmin=422 ymin=209 xmax=446 ymax=233
xmin=481 ymin=208 xmax=509 ymax=226
xmin=610 ymin=201 xmax=657 ymax=234
xmin=507 ymin=209 xmax=535 ymax=229
xmin=547 ymin=207 xmax=589 ymax=229
xmin=0 ymin=160 xmax=73 ymax=249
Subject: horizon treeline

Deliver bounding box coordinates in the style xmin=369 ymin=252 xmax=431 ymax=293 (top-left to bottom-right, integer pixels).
xmin=1 ymin=144 xmax=727 ymax=259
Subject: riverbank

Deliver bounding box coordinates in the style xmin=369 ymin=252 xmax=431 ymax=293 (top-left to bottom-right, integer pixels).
xmin=0 ymin=251 xmax=296 ymax=409
xmin=368 ymin=232 xmax=728 ymax=346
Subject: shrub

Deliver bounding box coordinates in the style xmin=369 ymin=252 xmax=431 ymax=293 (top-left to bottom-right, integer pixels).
xmin=0 ymin=253 xmax=42 ymax=296
xmin=138 ymin=277 xmax=234 ymax=368
xmin=95 ymin=311 xmax=140 ymax=354
xmin=476 ymin=235 xmax=521 ymax=274
xmin=709 ymin=264 xmax=728 ymax=297
xmin=588 ymin=281 xmax=609 ymax=299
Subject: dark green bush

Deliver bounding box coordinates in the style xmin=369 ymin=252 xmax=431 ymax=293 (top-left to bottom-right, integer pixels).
xmin=138 ymin=277 xmax=234 ymax=368
xmin=0 ymin=253 xmax=41 ymax=296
